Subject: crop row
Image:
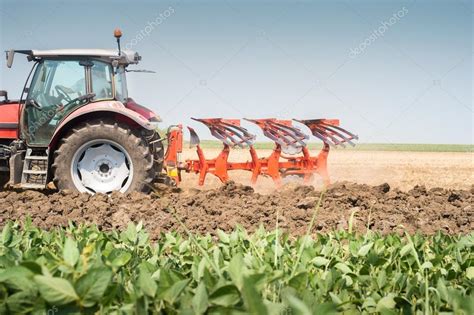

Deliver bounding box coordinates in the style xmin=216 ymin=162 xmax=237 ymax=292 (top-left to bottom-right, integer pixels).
xmin=0 ymin=220 xmax=472 ymax=314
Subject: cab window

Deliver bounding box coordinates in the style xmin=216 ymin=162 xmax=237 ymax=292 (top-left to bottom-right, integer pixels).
xmin=91 ymin=61 xmax=113 ymax=100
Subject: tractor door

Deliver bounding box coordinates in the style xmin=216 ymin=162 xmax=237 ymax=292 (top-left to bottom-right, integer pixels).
xmin=22 ymin=59 xmax=114 ymax=146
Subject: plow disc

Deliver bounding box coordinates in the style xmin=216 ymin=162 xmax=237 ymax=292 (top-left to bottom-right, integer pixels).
xmin=164 ymin=118 xmax=358 ymax=186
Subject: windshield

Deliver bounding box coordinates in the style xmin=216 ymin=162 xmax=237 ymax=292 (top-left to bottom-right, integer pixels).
xmin=24 ymin=60 xmax=87 ymax=145
xmin=27 ymin=59 xmax=115 ymax=105
xmin=23 ymin=59 xmax=116 ymax=146
xmin=27 ymin=60 xmax=86 ymax=107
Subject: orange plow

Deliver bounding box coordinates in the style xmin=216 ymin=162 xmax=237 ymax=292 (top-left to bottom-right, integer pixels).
xmin=164 ymin=118 xmax=358 ymax=187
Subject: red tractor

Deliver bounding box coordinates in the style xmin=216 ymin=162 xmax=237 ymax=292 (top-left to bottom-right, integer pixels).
xmin=0 ymin=31 xmax=166 ymax=194
xmin=0 ymin=30 xmax=357 ymax=194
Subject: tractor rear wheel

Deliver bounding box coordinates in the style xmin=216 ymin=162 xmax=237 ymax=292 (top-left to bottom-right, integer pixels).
xmin=53 ymin=120 xmax=156 ymax=194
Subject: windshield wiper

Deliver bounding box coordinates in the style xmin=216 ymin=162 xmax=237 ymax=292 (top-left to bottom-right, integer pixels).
xmin=78 ymin=93 xmax=96 ymax=102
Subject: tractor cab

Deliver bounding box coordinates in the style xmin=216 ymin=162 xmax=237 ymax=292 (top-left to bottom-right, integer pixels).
xmin=0 ymin=30 xmax=165 ymax=193
xmin=7 ymin=49 xmax=141 ymax=146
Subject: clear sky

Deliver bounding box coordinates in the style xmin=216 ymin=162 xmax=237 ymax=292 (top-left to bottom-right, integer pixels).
xmin=0 ymin=0 xmax=472 ymax=144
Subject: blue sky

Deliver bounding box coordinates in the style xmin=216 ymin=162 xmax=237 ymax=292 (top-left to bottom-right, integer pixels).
xmin=0 ymin=0 xmax=472 ymax=144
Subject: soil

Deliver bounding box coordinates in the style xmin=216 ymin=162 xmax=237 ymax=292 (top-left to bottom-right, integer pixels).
xmin=0 ymin=181 xmax=472 ymax=239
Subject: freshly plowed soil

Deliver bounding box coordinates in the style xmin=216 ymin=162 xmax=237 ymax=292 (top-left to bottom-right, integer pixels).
xmin=0 ymin=182 xmax=472 ymax=239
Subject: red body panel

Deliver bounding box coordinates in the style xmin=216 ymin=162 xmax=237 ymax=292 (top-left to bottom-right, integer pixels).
xmin=125 ymin=98 xmax=161 ymax=122
xmin=0 ymin=102 xmax=21 ymax=139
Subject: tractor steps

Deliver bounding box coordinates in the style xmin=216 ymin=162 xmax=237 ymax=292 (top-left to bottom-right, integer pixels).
xmin=23 ymin=170 xmax=47 ymax=175
xmin=20 ymin=183 xmax=47 ymax=189
xmin=21 ymin=148 xmax=49 ymax=189
xmin=25 ymin=156 xmax=48 ymax=160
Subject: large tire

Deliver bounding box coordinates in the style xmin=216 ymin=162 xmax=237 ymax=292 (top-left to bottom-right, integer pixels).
xmin=52 ymin=120 xmax=155 ymax=194
xmin=148 ymin=131 xmax=164 ymax=174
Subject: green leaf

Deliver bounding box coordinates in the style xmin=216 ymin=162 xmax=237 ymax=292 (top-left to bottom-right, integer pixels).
xmin=139 ymin=266 xmax=157 ymax=297
xmin=209 ymin=284 xmax=241 ymax=307
xmin=466 ymin=266 xmax=474 ymax=280
xmin=216 ymin=229 xmax=230 ymax=243
xmin=75 ymin=267 xmax=113 ymax=307
xmin=192 ymin=282 xmax=208 ymax=315
xmin=34 ymin=275 xmax=78 ymax=305
xmin=286 ymin=294 xmax=312 ymax=315
xmin=126 ymin=223 xmax=137 ymax=243
xmin=5 ymin=291 xmax=36 ymax=313
xmin=312 ymin=256 xmax=330 ymax=267
xmin=400 ymin=243 xmax=412 ymax=257
xmin=420 ymin=261 xmax=433 ymax=270
xmin=136 ymin=221 xmax=143 ymax=232
xmin=63 ymin=237 xmax=80 ymax=267
xmin=289 ymin=272 xmax=308 ymax=290
xmin=376 ymin=294 xmax=396 ymax=311
xmin=0 ymin=266 xmax=36 ymax=292
xmin=329 ymin=292 xmax=343 ymax=305
xmin=108 ymin=249 xmax=132 ymax=267
xmin=1 ymin=222 xmax=12 ymax=246
xmin=335 ymin=262 xmax=352 ymax=274
xmin=228 ymin=253 xmax=244 ymax=289
xmin=357 ymin=242 xmax=374 ymax=257
xmin=161 ymin=279 xmax=190 ymax=304
xmin=242 ymin=276 xmax=268 ymax=315
xmin=377 ymin=269 xmax=387 ymax=289
xmin=436 ymin=278 xmax=449 ymax=302
xmin=314 ymin=303 xmax=338 ymax=315
xmin=342 ymin=274 xmax=353 ymax=286
xmin=20 ymin=261 xmax=42 ymax=274
xmin=264 ymin=301 xmax=286 ymax=315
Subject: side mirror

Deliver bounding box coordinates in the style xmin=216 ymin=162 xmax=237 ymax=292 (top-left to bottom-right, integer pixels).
xmin=0 ymin=90 xmax=8 ymax=102
xmin=6 ymin=50 xmax=15 ymax=68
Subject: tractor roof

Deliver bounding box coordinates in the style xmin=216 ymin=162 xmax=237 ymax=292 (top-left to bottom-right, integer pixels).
xmin=10 ymin=49 xmax=141 ymax=65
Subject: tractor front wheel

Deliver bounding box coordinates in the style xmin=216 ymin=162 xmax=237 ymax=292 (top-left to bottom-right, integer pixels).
xmin=53 ymin=120 xmax=155 ymax=194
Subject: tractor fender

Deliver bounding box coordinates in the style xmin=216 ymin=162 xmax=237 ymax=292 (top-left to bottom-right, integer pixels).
xmin=50 ymin=100 xmax=155 ymax=149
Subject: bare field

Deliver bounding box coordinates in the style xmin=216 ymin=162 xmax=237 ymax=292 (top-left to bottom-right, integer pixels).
xmin=1 ymin=181 xmax=472 ymax=237
xmin=179 ymin=148 xmax=474 ymax=193
xmin=0 ymin=148 xmax=472 ymax=237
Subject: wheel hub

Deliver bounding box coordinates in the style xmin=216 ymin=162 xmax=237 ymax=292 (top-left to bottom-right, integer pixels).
xmin=72 ymin=141 xmax=133 ymax=194
xmin=99 ymin=162 xmax=110 ymax=174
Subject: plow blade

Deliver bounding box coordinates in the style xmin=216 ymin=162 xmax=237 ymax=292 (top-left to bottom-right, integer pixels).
xmin=245 ymin=118 xmax=308 ymax=155
xmin=191 ymin=118 xmax=255 ymax=148
xmin=295 ymin=119 xmax=358 ymax=148
xmin=188 ymin=127 xmax=200 ymax=148
xmin=164 ymin=117 xmax=358 ymax=187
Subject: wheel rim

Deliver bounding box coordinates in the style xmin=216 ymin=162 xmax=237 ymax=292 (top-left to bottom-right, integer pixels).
xmin=71 ymin=139 xmax=133 ymax=194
